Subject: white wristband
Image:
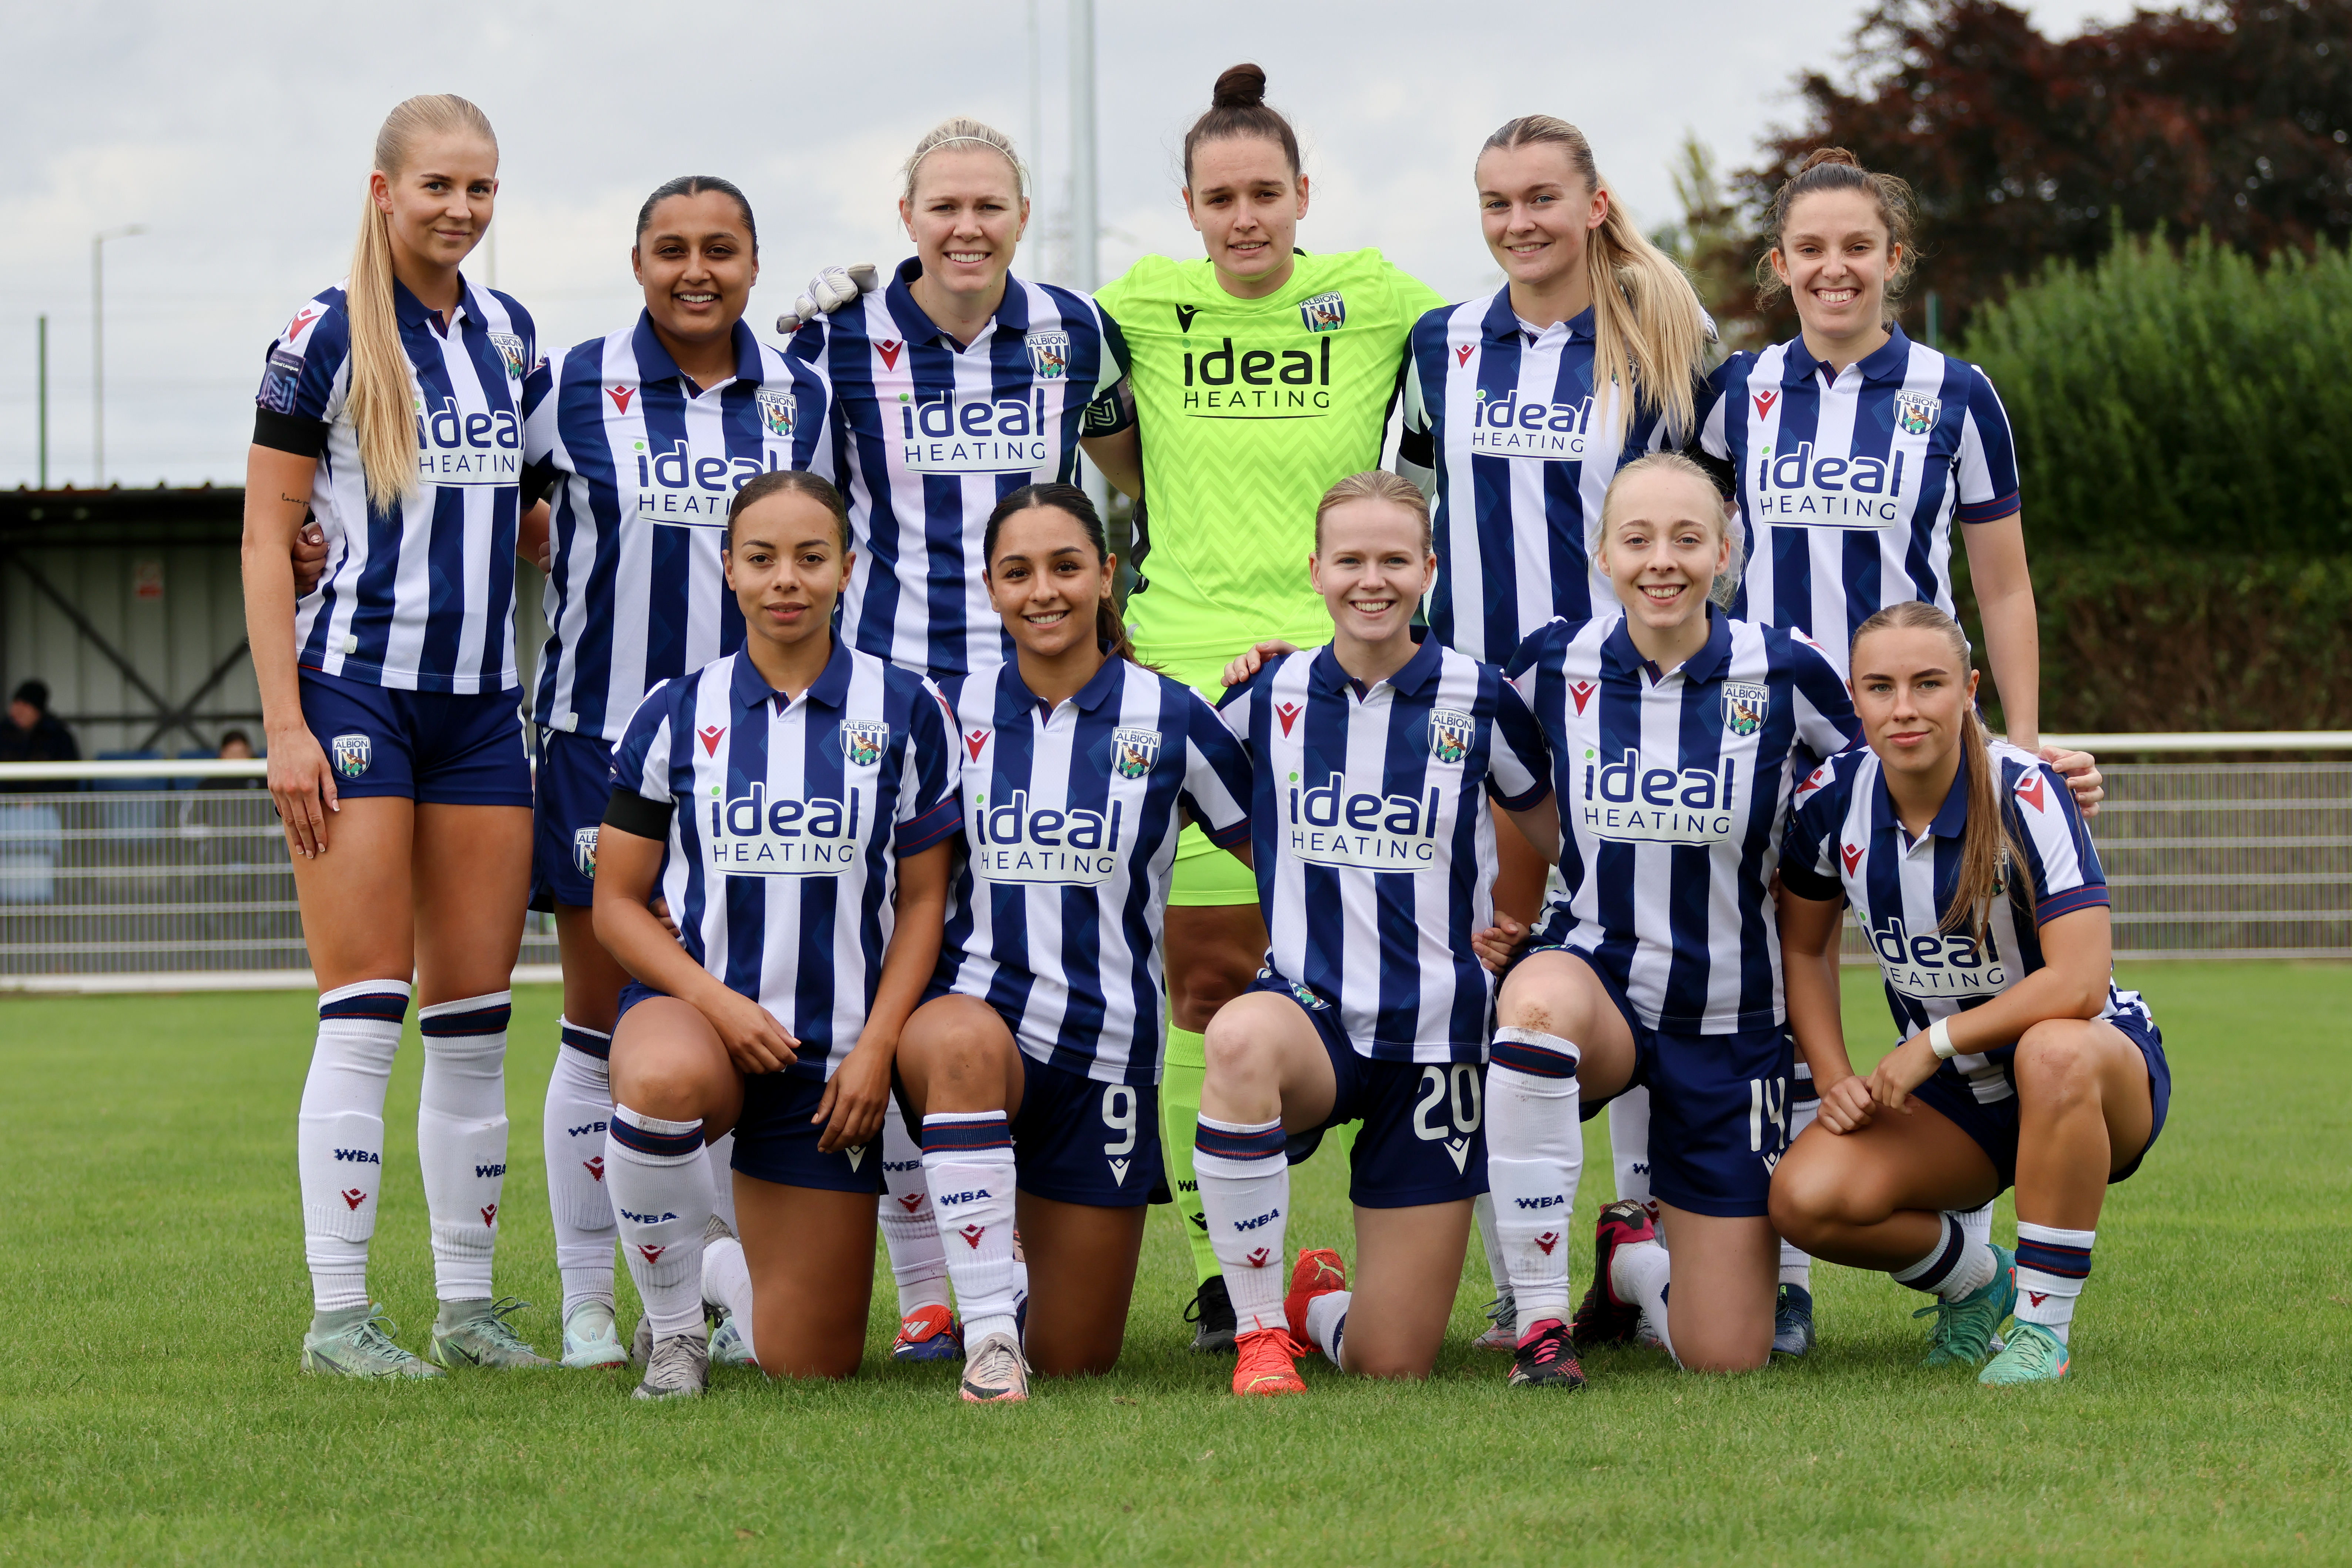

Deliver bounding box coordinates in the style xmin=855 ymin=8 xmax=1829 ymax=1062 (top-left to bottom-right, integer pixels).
xmin=1928 ymin=1017 xmax=1957 ymax=1060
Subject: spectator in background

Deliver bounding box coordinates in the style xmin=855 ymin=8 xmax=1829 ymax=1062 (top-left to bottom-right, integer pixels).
xmin=1 ymin=680 xmax=79 ymax=792
xmin=217 ymin=729 xmax=266 ymax=788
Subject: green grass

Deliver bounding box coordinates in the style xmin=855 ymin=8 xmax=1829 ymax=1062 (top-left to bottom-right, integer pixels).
xmin=2 ymin=963 xmax=2347 ymax=1565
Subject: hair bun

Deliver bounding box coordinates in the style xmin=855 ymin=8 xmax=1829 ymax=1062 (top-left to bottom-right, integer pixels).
xmin=1211 ymin=63 xmax=1267 ymax=108
xmin=1799 ymin=146 xmax=1862 ymax=173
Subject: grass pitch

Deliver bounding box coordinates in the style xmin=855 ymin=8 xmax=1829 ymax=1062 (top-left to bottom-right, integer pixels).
xmin=1 ymin=963 xmax=2346 ymax=1566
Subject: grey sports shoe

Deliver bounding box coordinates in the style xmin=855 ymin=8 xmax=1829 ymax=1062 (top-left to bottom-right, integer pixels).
xmin=633 ymin=1332 xmax=709 ymax=1400
xmin=561 ymin=1300 xmax=628 ymax=1369
xmin=426 ymin=1296 xmax=553 ymax=1369
xmin=630 ymin=1314 xmax=653 ymax=1368
xmin=301 ymin=1303 xmax=446 ymax=1380
xmin=959 ymin=1330 xmax=1030 ymax=1404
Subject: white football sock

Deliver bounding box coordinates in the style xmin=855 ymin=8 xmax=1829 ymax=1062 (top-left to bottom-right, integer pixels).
xmin=297 ymin=980 xmax=410 ymax=1314
xmin=2013 ymin=1222 xmax=2094 ymax=1343
xmin=1779 ymin=1073 xmax=1818 ymax=1288
xmin=1892 ymin=1212 xmax=1997 ymax=1302
xmin=1304 ymin=1288 xmax=1351 ymax=1368
xmin=1608 ymin=1084 xmax=1653 ymax=1212
xmin=922 ymin=1113 xmax=1021 ymax=1345
xmin=879 ymin=1101 xmax=950 ymax=1314
xmin=542 ymin=1022 xmax=617 ymax=1315
xmin=1610 ymin=1237 xmax=1675 ymax=1361
xmin=416 ymin=991 xmax=511 ymax=1303
xmin=607 ymin=1106 xmax=711 ymax=1338
xmin=1956 ymin=1201 xmax=1995 ymax=1254
xmin=703 ymin=1231 xmax=757 ymax=1364
xmin=1484 ymin=1030 xmax=1585 ymax=1329
xmin=1193 ymin=1116 xmax=1291 ymax=1337
xmin=704 ymin=1132 xmax=738 ymax=1233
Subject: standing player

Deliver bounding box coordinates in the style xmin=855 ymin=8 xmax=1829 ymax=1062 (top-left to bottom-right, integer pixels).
xmin=1687 ymin=146 xmax=2100 ymax=1353
xmin=1399 ymin=112 xmax=1714 ymax=1351
xmin=1771 ymin=602 xmax=2167 ymax=1384
xmin=1084 ymin=67 xmax=1447 ymax=1346
xmin=245 ymin=94 xmax=548 ymax=1376
xmin=1477 ymin=453 xmax=1857 ymax=1383
xmin=521 ymin=174 xmax=787 ymax=1370
xmin=784 ymin=118 xmax=1130 ymax=1359
xmin=1199 ymin=472 xmax=1553 ymax=1396
xmin=590 ymin=471 xmax=960 ymax=1398
xmin=895 ymin=484 xmax=1254 ymax=1402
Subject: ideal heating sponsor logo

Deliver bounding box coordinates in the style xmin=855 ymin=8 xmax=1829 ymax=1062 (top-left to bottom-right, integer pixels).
xmin=413 ymin=396 xmax=521 ymax=486
xmin=1468 ymin=388 xmax=1593 ymax=460
xmin=1284 ymin=769 xmax=1445 ymax=869
xmin=630 ymin=440 xmax=788 ymax=528
xmin=1749 ymin=441 xmax=1910 ymax=530
xmin=704 ymin=782 xmax=868 ymax=875
xmin=1180 ymin=338 xmax=1336 ymax=416
xmin=1867 ymin=913 xmax=2007 ymax=999
xmin=895 ymin=389 xmax=1055 ymax=473
xmin=1576 ymin=748 xmax=1741 ymax=845
xmin=970 ymin=789 xmax=1126 ymax=886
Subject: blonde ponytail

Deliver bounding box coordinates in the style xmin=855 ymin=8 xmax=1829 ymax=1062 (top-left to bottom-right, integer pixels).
xmin=1478 ymin=117 xmax=1709 ymax=443
xmin=345 ymin=93 xmax=498 ymax=510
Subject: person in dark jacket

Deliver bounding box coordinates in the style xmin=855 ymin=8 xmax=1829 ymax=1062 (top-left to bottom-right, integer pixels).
xmin=0 ymin=680 xmax=79 ymax=790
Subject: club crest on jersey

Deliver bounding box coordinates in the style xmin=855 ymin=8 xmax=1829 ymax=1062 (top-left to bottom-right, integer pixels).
xmin=1024 ymin=329 xmax=1070 ymax=380
xmin=330 ymin=733 xmax=371 ymax=778
xmin=839 ymin=721 xmax=888 ymax=768
xmin=1893 ymin=391 xmax=1942 ymax=436
xmin=1721 ymin=682 xmax=1770 ymax=738
xmin=489 ymin=332 xmax=530 ymax=380
xmin=1299 ymin=292 xmax=1346 ymax=333
xmin=573 ymin=826 xmax=600 ymax=880
xmin=755 ymin=387 xmax=796 ymax=439
xmin=1427 ymin=708 xmax=1475 ymax=764
xmin=1110 ymin=727 xmax=1161 ymax=779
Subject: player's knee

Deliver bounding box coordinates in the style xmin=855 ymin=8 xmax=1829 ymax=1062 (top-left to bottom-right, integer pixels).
xmin=613 ymin=1042 xmax=719 ymax=1122
xmin=1170 ymin=954 xmax=1255 ymax=1032
xmin=1200 ymin=1007 xmax=1271 ymax=1082
xmin=2013 ymin=1020 xmax=2095 ymax=1105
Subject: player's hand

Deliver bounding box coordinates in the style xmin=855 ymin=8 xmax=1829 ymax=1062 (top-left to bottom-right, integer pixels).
xmin=1865 ymin=1034 xmax=1940 ymax=1114
xmin=651 ymin=896 xmax=681 ymax=940
xmin=1814 ymin=1072 xmax=1877 ymax=1134
xmin=267 ymin=725 xmax=338 ymax=859
xmin=705 ymin=988 xmax=798 ymax=1076
xmin=537 ymin=536 xmax=553 ymax=574
xmin=1221 ymin=639 xmax=1298 ymax=688
xmin=2043 ymin=745 xmax=2103 ymax=819
xmin=813 ymin=1038 xmax=892 ymax=1153
xmin=289 ymin=520 xmax=328 ymax=597
xmin=775 ymin=263 xmax=880 ymax=334
xmin=1471 ymin=914 xmax=1527 ymax=975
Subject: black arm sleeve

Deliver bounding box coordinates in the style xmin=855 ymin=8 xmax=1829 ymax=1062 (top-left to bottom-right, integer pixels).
xmin=602 ymin=788 xmax=675 ymax=840
xmin=1395 ymin=423 xmax=1434 ymax=470
xmin=1778 ymin=861 xmax=1844 ymax=904
xmin=519 ymin=459 xmax=559 ymax=508
xmin=253 ymin=408 xmax=330 ymax=459
xmin=1689 ymin=446 xmax=1737 ymax=499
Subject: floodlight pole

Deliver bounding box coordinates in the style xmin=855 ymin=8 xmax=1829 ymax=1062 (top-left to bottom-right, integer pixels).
xmin=93 ymin=224 xmax=144 ymax=488
xmin=1069 ymin=0 xmax=1107 ymax=513
xmin=37 ymin=313 xmax=48 ymax=488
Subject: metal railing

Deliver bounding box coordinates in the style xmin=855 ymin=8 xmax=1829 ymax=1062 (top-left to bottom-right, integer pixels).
xmin=1 ymin=737 xmax=2345 ymax=990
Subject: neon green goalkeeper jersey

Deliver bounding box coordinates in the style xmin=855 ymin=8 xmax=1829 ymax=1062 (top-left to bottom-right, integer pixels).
xmin=1094 ymin=249 xmax=1444 ymax=691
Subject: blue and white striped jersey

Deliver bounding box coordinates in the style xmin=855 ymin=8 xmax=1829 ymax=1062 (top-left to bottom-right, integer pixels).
xmin=256 ymin=276 xmax=538 ymax=693
xmin=937 ymin=656 xmax=1254 ymax=1087
xmin=524 ymin=316 xmax=797 ymax=743
xmin=1698 ymin=326 xmax=2020 ymax=673
xmin=1510 ymin=610 xmax=1859 ymax=1033
xmin=785 ymin=259 xmax=1127 ymax=679
xmin=1404 ymin=295 xmax=1671 ymax=661
xmin=1218 ymin=636 xmax=1550 ymax=1062
xmin=1779 ymin=738 xmax=2146 ymax=1102
xmin=607 ymin=642 xmax=962 ymax=1081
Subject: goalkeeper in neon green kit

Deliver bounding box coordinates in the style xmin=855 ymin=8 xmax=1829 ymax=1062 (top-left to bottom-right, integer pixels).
xmin=1084 ymin=62 xmax=1444 ymax=1350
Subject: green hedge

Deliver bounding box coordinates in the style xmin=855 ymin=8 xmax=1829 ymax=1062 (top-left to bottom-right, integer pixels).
xmin=1956 ymin=549 xmax=2352 ymax=734
xmin=1963 ymin=232 xmax=2352 ymax=554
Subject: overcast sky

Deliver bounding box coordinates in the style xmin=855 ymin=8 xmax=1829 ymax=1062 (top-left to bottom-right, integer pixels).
xmin=0 ymin=0 xmax=2117 ymax=489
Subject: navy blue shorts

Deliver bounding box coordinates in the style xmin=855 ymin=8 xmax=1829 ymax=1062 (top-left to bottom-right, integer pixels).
xmin=1910 ymin=1008 xmax=2171 ymax=1192
xmin=1535 ymin=949 xmax=1794 ymax=1219
xmin=531 ymin=727 xmax=613 ymax=910
xmin=297 ymin=668 xmax=530 ymax=806
xmin=1246 ymin=973 xmax=1487 ymax=1210
xmin=1010 ymin=1052 xmax=1161 ymax=1209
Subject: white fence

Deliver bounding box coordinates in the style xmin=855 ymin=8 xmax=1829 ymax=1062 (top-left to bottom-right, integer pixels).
xmin=1 ymin=737 xmax=2347 ymax=991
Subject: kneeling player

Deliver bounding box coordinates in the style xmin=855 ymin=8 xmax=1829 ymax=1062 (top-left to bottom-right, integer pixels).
xmin=1476 ymin=453 xmax=1860 ymax=1381
xmin=896 ymin=485 xmax=1254 ymax=1403
xmin=1200 ymin=473 xmax=1554 ymax=1396
xmin=1770 ymin=602 xmax=2167 ymax=1384
xmin=592 ymin=471 xmax=959 ymax=1397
